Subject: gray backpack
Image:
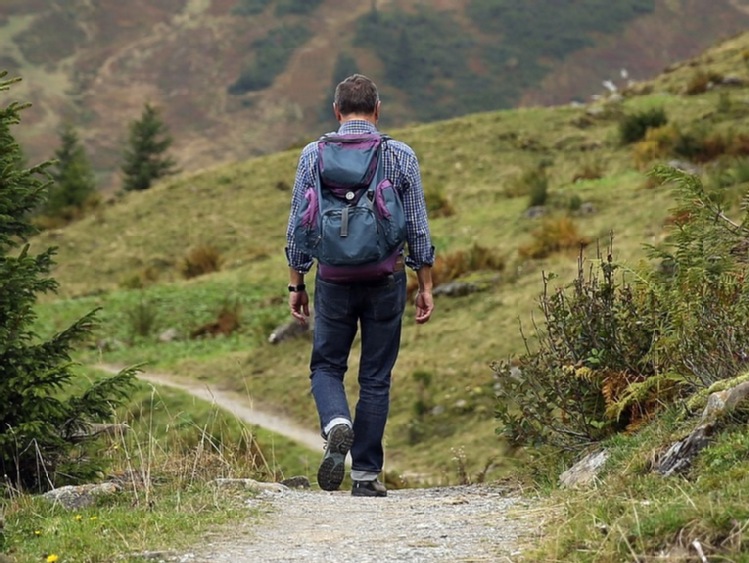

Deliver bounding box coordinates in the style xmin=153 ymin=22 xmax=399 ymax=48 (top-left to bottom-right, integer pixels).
xmin=293 ymin=133 xmax=407 ymax=282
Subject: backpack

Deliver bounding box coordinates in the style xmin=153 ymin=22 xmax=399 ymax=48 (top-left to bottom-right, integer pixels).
xmin=293 ymin=133 xmax=407 ymax=282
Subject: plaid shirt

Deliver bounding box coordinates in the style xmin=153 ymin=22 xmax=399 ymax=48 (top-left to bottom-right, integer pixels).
xmin=285 ymin=120 xmax=435 ymax=273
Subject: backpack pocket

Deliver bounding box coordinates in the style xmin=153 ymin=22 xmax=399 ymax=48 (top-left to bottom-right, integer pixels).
xmin=318 ymin=206 xmax=383 ymax=266
xmin=374 ymin=179 xmax=407 ymax=250
xmin=292 ymin=189 xmax=321 ymax=256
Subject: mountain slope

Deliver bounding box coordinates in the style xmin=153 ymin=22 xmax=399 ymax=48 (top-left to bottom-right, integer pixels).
xmin=31 ymin=30 xmax=749 ymax=479
xmin=2 ymin=0 xmax=748 ymax=191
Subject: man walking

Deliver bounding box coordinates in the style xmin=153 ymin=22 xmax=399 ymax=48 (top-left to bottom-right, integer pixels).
xmin=284 ymin=74 xmax=435 ymax=497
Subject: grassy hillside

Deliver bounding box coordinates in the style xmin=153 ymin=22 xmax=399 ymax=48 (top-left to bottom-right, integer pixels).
xmin=32 ymin=31 xmax=749 ymax=484
xmin=3 ymin=0 xmax=748 ymax=191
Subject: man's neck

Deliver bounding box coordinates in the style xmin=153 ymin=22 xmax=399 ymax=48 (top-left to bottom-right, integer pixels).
xmin=339 ymin=114 xmax=377 ymax=125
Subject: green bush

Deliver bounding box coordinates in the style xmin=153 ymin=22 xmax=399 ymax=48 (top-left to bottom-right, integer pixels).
xmin=232 ymin=0 xmax=271 ymax=16
xmin=228 ymin=25 xmax=312 ymax=94
xmin=275 ymin=0 xmax=322 ymax=16
xmin=495 ymin=167 xmax=749 ymax=451
xmin=618 ymin=107 xmax=668 ymax=144
xmin=493 ymin=251 xmax=662 ymax=450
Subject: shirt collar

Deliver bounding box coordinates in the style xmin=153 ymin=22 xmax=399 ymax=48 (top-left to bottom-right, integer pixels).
xmin=336 ymin=120 xmax=378 ymax=135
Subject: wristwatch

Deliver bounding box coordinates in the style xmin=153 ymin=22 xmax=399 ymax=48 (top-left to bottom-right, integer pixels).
xmin=288 ymin=283 xmax=307 ymax=293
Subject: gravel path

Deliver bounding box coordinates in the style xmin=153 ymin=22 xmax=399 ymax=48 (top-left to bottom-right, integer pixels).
xmin=190 ymin=484 xmax=536 ymax=562
xmin=96 ymin=365 xmax=539 ymax=561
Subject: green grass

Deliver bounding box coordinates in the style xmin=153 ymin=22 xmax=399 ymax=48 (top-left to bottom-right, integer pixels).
xmin=529 ymin=409 xmax=749 ymax=561
xmin=1 ymin=373 xmax=314 ymax=561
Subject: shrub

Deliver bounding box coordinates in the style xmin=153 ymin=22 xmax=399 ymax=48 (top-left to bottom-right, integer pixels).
xmin=685 ymin=69 xmax=723 ymax=95
xmin=493 ymin=251 xmax=664 ymax=450
xmin=518 ymin=216 xmax=590 ymax=259
xmin=126 ymin=297 xmax=159 ymax=341
xmin=408 ymin=243 xmax=504 ymax=295
xmin=618 ymin=107 xmax=668 ymax=145
xmin=424 ymin=185 xmax=455 ymax=217
xmin=632 ymin=124 xmax=679 ymax=169
xmin=672 ymin=127 xmax=730 ymax=163
xmin=274 ymin=0 xmax=322 ymax=15
xmin=495 ymin=168 xmax=749 ymax=450
xmin=232 ymin=0 xmax=271 ymax=16
xmin=505 ymin=166 xmax=549 ymax=206
xmin=179 ymin=245 xmax=223 ymax=279
xmin=228 ymin=25 xmax=311 ymax=95
xmin=571 ymin=159 xmax=603 ymax=182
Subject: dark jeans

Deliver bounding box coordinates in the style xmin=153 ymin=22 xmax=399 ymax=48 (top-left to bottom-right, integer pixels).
xmin=310 ymin=271 xmax=407 ymax=475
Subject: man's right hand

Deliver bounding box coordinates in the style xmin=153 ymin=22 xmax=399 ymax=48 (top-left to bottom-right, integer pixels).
xmin=290 ymin=291 xmax=310 ymax=325
xmin=414 ymin=290 xmax=434 ymax=324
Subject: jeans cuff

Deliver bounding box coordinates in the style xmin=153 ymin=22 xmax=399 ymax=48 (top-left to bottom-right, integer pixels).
xmin=351 ymin=470 xmax=379 ymax=481
xmin=323 ymin=417 xmax=352 ymax=437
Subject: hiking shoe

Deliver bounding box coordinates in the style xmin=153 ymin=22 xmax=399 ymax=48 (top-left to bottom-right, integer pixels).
xmin=351 ymin=479 xmax=387 ymax=497
xmin=317 ymin=424 xmax=354 ymax=491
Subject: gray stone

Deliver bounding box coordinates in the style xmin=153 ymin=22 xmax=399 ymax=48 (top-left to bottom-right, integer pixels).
xmin=559 ymin=449 xmax=610 ymax=488
xmin=42 ymin=482 xmax=121 ymax=510
xmin=654 ymin=424 xmax=714 ymax=476
xmin=210 ymin=478 xmax=288 ymax=493
xmin=280 ymin=476 xmax=311 ymax=489
xmin=268 ymin=313 xmax=313 ymax=344
xmin=158 ymin=328 xmax=180 ymax=342
xmin=433 ymin=282 xmax=481 ymax=298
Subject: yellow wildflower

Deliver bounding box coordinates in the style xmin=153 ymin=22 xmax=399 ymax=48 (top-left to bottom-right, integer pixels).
xmin=74 ymin=514 xmax=82 ymax=522
xmin=46 ymin=554 xmax=59 ymax=563
xmin=34 ymin=530 xmax=42 ymax=536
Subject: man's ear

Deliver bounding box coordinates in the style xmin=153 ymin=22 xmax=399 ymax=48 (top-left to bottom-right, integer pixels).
xmin=374 ymin=100 xmax=381 ymax=122
xmin=333 ymin=103 xmax=342 ymax=122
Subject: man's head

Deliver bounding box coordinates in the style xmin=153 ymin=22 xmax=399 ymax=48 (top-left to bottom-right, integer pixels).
xmin=333 ymin=74 xmax=380 ymax=123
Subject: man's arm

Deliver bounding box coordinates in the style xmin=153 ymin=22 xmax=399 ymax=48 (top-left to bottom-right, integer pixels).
xmin=285 ymin=145 xmax=316 ymax=324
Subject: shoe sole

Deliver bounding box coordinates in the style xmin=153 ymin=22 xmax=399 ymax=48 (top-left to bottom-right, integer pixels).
xmin=351 ymin=487 xmax=387 ymax=498
xmin=317 ymin=426 xmax=354 ymax=491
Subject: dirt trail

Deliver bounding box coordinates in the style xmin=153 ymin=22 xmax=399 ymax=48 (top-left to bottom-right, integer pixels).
xmin=96 ymin=364 xmax=323 ymax=452
xmin=97 ymin=365 xmax=539 ymax=562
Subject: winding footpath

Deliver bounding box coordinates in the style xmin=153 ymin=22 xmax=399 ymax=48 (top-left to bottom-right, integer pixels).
xmin=97 ymin=365 xmax=539 ymax=562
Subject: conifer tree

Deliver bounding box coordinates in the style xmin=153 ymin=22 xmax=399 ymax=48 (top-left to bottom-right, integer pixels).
xmin=46 ymin=123 xmax=96 ymax=219
xmin=121 ymin=103 xmax=177 ymax=191
xmin=0 ymin=72 xmax=136 ymax=492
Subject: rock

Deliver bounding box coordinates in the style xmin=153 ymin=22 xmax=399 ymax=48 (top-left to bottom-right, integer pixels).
xmin=280 ymin=476 xmax=311 ymax=489
xmin=721 ymin=75 xmax=745 ymax=87
xmin=723 ymin=380 xmax=749 ymax=411
xmin=653 ymin=423 xmax=714 ymax=476
xmin=42 ymin=482 xmax=121 ymax=510
xmin=559 ymin=449 xmax=610 ymax=488
xmin=268 ymin=315 xmax=312 ymax=344
xmin=702 ymin=381 xmax=749 ymax=421
xmin=524 ymin=206 xmax=546 ymax=219
xmin=158 ymin=328 xmax=180 ymax=342
xmin=210 ymin=478 xmax=288 ymax=493
xmin=433 ymin=282 xmax=481 ymax=298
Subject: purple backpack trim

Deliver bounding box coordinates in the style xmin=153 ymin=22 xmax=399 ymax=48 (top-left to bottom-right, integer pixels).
xmin=317 ymin=248 xmax=402 ymax=283
xmin=301 ymin=189 xmax=318 ymax=228
xmin=374 ymin=179 xmax=393 ymax=219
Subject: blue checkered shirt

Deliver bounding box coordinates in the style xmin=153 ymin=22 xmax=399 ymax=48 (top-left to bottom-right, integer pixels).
xmin=285 ymin=120 xmax=435 ymax=273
